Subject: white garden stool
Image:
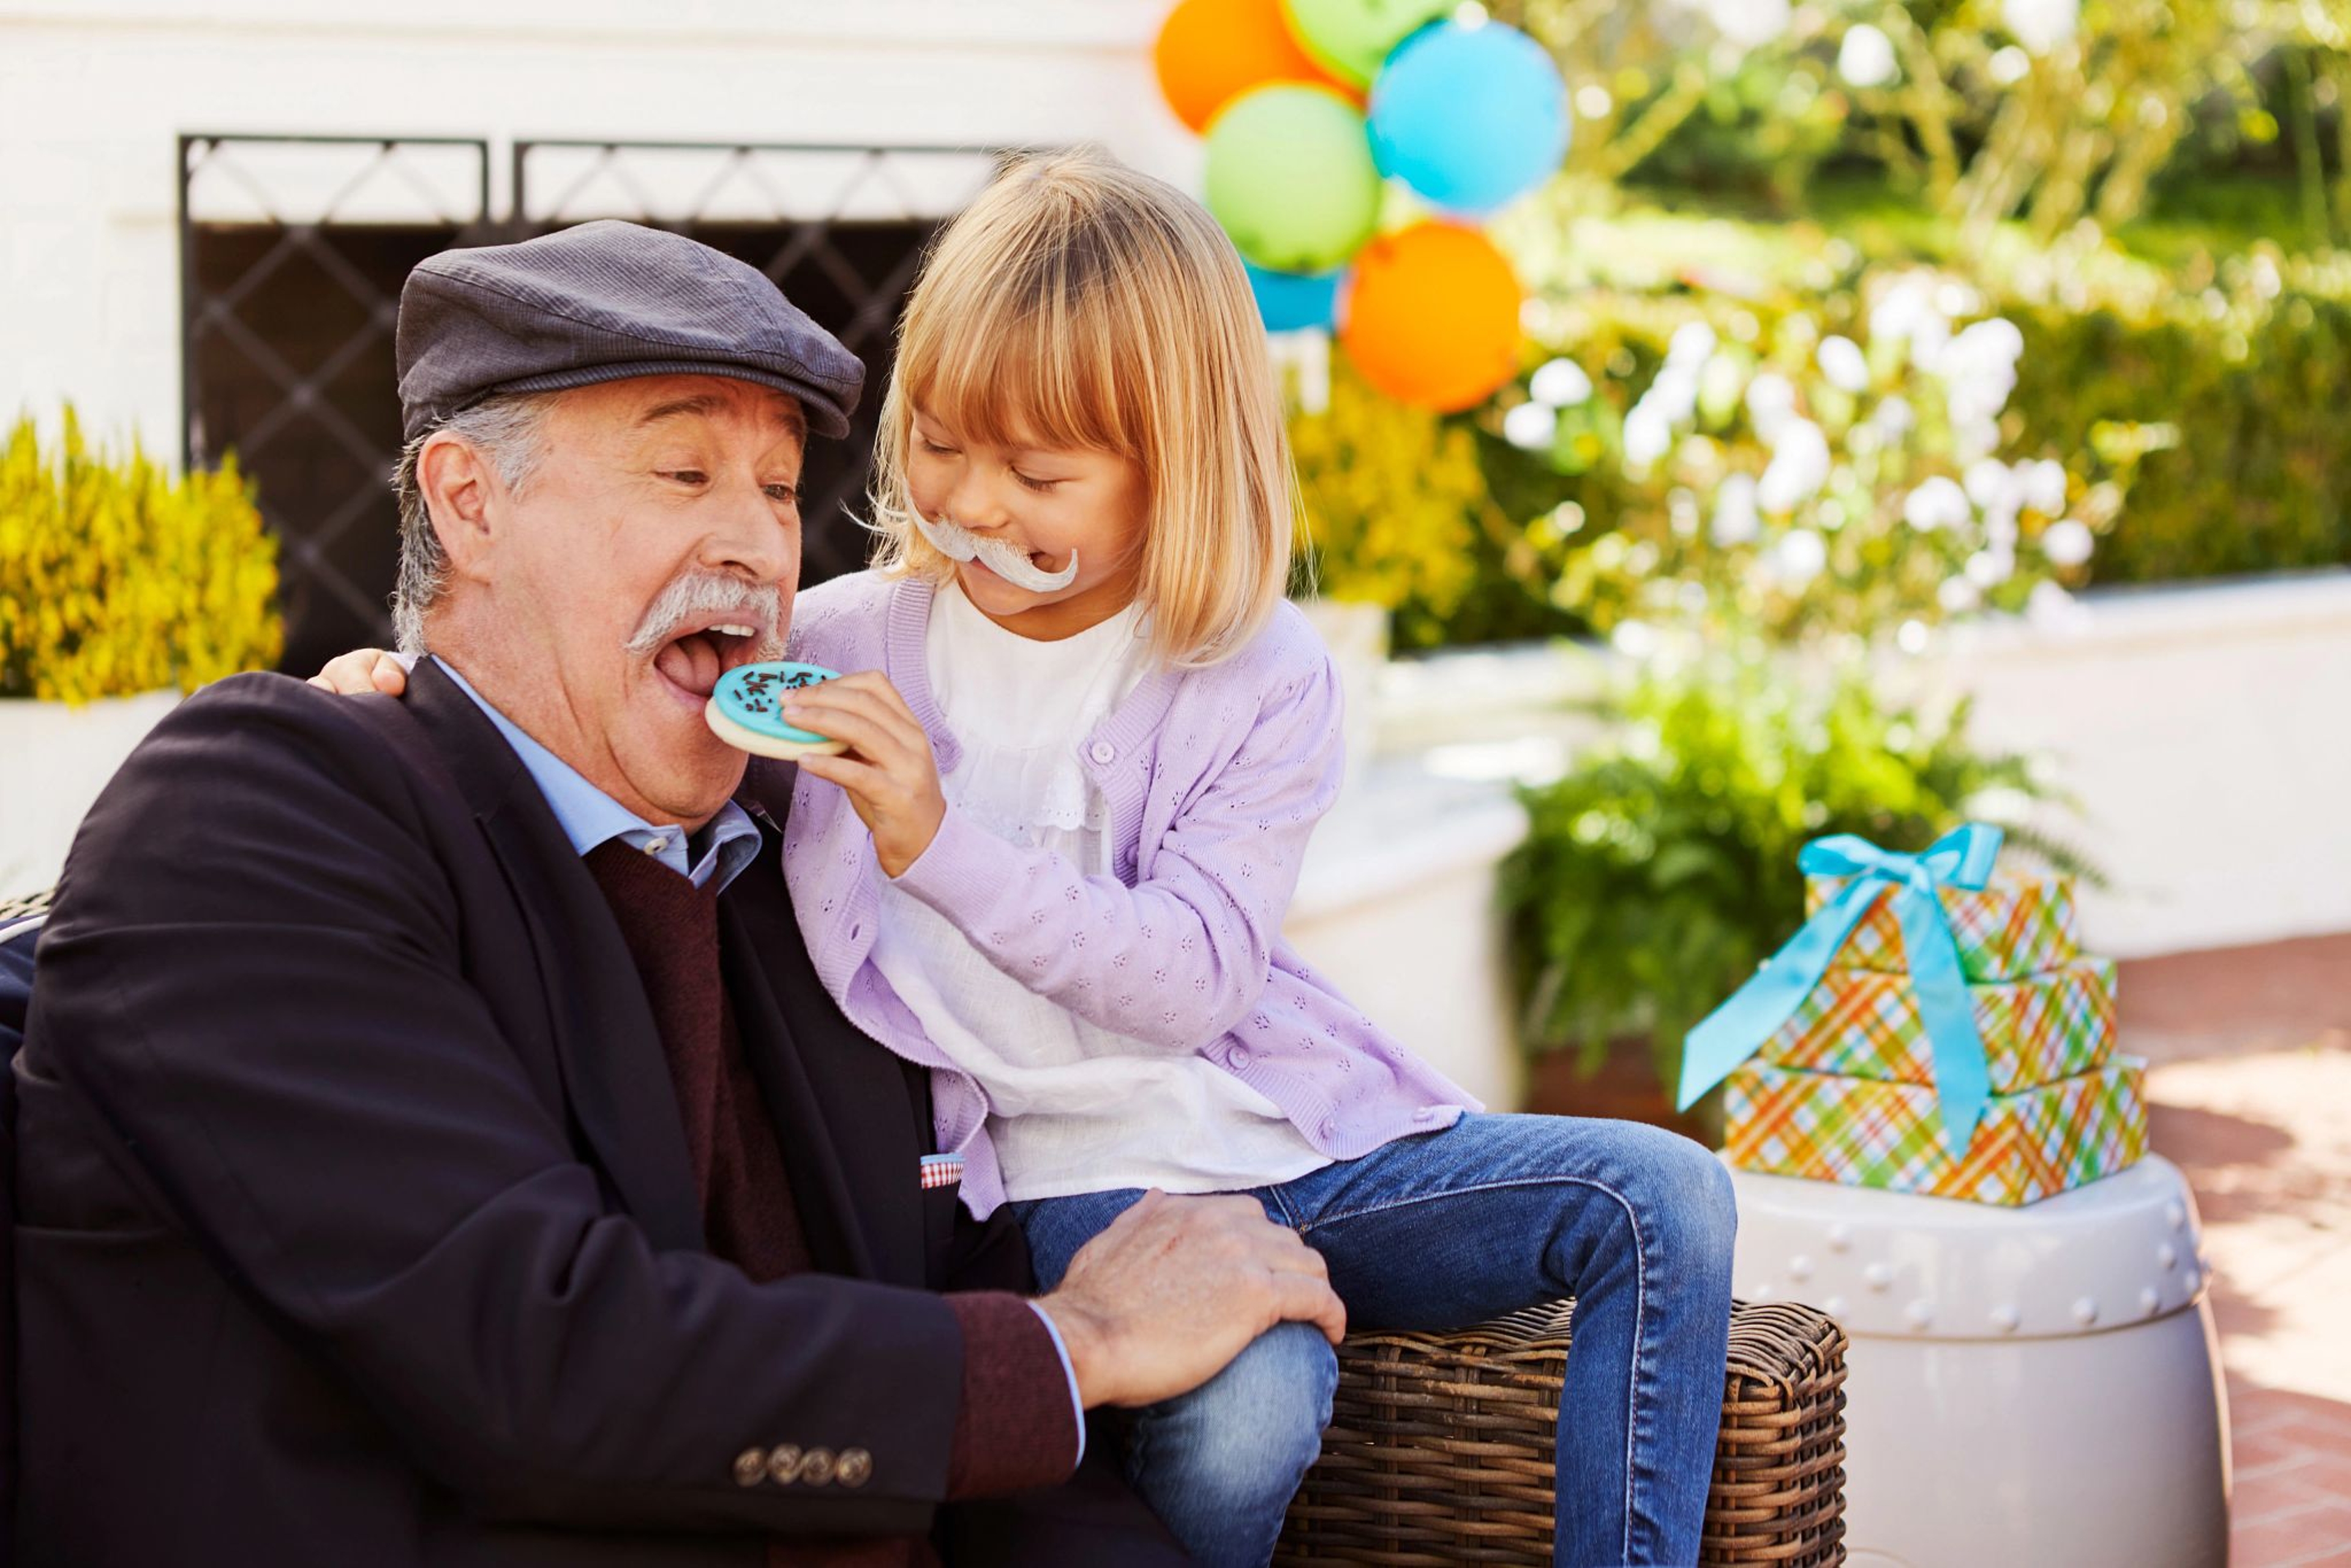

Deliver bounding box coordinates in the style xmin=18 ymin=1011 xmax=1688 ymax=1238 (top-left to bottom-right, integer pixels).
xmin=1723 ymin=1153 xmax=2230 ymax=1568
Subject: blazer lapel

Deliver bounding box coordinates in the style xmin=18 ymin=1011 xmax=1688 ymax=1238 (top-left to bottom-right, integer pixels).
xmin=402 ymin=659 xmax=706 ymax=1253
xmin=726 ymin=772 xmax=929 ymax=1289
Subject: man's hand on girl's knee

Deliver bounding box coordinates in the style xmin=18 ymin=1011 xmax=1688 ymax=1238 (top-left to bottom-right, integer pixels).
xmin=1034 ymin=1189 xmax=1345 ymax=1412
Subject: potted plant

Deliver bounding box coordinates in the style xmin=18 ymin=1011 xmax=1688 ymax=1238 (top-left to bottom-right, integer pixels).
xmin=1501 ymin=656 xmax=2096 ymax=1129
xmin=0 ymin=409 xmax=281 ymax=895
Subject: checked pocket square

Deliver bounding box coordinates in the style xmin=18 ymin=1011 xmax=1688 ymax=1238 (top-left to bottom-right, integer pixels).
xmin=920 ymin=1153 xmax=964 ymax=1191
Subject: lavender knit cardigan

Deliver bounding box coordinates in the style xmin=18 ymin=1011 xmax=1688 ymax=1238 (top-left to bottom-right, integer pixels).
xmin=779 ymin=571 xmax=1478 ymax=1215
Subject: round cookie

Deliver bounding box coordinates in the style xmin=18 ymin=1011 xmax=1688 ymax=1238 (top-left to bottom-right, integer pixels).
xmin=704 ymin=661 xmax=850 ymax=760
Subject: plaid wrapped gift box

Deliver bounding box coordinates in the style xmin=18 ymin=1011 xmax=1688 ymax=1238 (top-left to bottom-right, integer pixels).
xmin=1761 ymin=957 xmax=2116 ymax=1094
xmin=1722 ymin=1056 xmax=2149 ymax=1206
xmin=1809 ymin=866 xmax=2079 ymax=983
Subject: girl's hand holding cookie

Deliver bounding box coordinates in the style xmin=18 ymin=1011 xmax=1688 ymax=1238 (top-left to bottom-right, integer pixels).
xmin=785 ymin=672 xmax=947 ymax=879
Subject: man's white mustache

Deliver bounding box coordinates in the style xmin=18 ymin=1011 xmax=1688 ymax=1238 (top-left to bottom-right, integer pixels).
xmin=914 ymin=513 xmax=1080 ymax=592
xmin=624 ymin=572 xmax=785 ymax=659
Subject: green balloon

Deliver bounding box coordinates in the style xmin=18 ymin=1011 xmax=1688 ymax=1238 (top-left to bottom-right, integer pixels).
xmin=1203 ymin=84 xmax=1382 ymax=275
xmin=1281 ymin=0 xmax=1455 ymax=88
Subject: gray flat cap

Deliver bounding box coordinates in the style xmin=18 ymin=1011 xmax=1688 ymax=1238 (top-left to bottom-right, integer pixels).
xmin=396 ymin=220 xmax=864 ymax=441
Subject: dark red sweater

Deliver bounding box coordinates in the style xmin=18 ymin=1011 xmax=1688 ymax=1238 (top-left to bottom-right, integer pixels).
xmin=584 ymin=842 xmax=1078 ymax=1566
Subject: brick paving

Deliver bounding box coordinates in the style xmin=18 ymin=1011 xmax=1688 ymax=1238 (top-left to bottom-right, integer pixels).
xmin=2125 ymin=935 xmax=2351 ymax=1567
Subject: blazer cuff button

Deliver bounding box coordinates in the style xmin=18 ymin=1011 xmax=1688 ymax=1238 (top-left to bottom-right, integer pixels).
xmin=766 ymin=1444 xmax=804 ymax=1486
xmin=838 ymin=1449 xmax=874 ymax=1488
xmin=733 ymin=1447 xmax=768 ymax=1487
xmin=798 ymin=1447 xmax=837 ymax=1487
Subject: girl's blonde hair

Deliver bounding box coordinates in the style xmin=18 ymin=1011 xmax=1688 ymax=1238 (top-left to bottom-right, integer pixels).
xmin=866 ymin=147 xmax=1294 ymax=668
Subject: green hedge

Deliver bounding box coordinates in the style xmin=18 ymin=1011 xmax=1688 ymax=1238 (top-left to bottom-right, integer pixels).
xmin=2011 ymin=291 xmax=2351 ymax=585
xmin=1411 ymin=274 xmax=2351 ymax=654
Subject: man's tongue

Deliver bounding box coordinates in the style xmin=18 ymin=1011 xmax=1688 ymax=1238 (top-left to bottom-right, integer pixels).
xmin=656 ymin=632 xmax=723 ymax=699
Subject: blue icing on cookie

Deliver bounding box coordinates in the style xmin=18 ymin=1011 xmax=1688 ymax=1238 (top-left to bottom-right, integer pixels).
xmin=711 ymin=661 xmax=839 ymax=745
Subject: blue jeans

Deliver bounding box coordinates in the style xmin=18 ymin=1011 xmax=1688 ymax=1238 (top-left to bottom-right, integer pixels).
xmin=1014 ymin=1113 xmax=1739 ymax=1568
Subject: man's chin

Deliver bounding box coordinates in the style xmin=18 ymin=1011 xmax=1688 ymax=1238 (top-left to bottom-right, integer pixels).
xmin=628 ymin=703 xmax=750 ymax=823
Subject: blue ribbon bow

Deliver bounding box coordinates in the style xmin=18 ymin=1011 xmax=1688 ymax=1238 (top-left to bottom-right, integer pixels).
xmin=1677 ymin=823 xmax=2005 ymax=1150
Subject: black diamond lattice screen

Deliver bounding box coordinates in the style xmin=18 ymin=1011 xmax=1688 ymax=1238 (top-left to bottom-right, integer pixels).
xmin=182 ymin=135 xmax=1003 ymax=675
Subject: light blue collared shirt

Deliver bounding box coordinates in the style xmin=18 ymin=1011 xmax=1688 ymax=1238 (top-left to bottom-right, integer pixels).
xmin=435 ymin=659 xmax=763 ymax=891
xmin=429 ymin=656 xmax=1087 ymax=1454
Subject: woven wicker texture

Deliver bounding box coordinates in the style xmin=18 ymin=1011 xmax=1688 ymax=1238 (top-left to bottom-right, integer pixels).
xmin=0 ymin=887 xmax=53 ymax=925
xmin=1274 ymin=1298 xmax=1848 ymax=1566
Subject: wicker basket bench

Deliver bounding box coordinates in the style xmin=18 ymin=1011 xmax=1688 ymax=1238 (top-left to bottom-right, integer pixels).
xmin=1274 ymin=1298 xmax=1849 ymax=1567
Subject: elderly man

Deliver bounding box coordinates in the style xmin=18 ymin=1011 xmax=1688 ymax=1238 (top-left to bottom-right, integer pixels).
xmin=11 ymin=222 xmax=1343 ymax=1566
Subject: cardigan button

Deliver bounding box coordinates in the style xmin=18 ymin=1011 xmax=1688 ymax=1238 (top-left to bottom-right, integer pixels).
xmin=1088 ymin=740 xmax=1116 ymax=765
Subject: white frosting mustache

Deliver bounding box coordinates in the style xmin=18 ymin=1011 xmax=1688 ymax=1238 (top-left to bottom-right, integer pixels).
xmin=913 ymin=512 xmax=1080 ymax=592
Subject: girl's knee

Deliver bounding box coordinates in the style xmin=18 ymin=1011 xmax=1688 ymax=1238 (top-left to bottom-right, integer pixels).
xmin=1606 ymin=1126 xmax=1738 ymax=1270
xmin=1688 ymin=1150 xmax=1739 ymax=1276
xmin=1198 ymin=1321 xmax=1338 ymax=1444
xmin=1644 ymin=1136 xmax=1739 ymax=1285
xmin=1136 ymin=1321 xmax=1336 ymax=1501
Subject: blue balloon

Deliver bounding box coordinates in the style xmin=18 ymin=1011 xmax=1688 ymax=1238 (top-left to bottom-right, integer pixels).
xmin=1368 ymin=20 xmax=1569 ymax=216
xmin=1245 ymin=261 xmax=1344 ymax=332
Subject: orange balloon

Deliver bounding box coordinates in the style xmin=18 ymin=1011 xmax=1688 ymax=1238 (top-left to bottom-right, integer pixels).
xmin=1154 ymin=0 xmax=1359 ymax=135
xmin=1340 ymin=222 xmax=1524 ymax=412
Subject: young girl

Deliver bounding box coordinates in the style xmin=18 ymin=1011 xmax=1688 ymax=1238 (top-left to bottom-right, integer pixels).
xmin=325 ymin=151 xmax=1738 ymax=1568
xmin=766 ymin=151 xmax=1736 ymax=1568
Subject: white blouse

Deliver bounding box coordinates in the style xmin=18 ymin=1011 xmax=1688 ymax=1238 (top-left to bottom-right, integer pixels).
xmin=869 ymin=582 xmax=1330 ymax=1202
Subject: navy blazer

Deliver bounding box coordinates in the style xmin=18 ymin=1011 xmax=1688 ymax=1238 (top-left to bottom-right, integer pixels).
xmin=1 ymin=902 xmax=33 ymax=1560
xmin=10 ymin=662 xmax=1177 ymax=1566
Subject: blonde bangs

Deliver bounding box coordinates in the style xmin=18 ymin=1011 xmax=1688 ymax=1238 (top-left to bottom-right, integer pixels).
xmin=901 ymin=233 xmax=1139 ymax=457
xmin=866 ymin=148 xmax=1294 ymax=668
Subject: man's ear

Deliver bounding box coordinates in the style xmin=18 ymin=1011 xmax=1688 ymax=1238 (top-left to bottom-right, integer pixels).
xmin=416 ymin=432 xmax=500 ymax=585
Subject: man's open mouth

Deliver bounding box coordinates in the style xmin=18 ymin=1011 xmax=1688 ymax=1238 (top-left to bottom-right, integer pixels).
xmin=652 ymin=618 xmax=765 ymax=701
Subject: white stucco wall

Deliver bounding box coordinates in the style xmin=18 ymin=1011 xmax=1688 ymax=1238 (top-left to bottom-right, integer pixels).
xmin=0 ymin=0 xmax=1195 ymax=453
xmin=1379 ymin=571 xmax=2351 ymax=962
xmin=1908 ymin=571 xmax=2351 ymax=959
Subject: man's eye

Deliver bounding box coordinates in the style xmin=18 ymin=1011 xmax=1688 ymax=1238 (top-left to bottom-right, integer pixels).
xmin=764 ymin=483 xmax=802 ymax=505
xmin=662 ymin=470 xmax=707 ymax=486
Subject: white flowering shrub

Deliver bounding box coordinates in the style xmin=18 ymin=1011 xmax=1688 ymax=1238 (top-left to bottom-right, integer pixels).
xmin=1496 ymin=266 xmax=2148 ymax=651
